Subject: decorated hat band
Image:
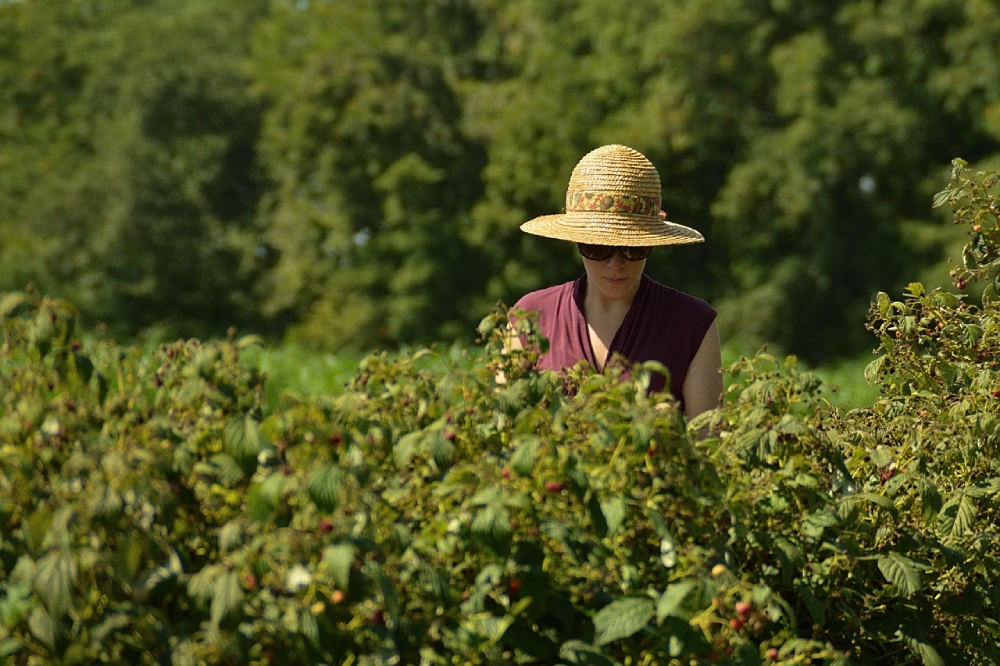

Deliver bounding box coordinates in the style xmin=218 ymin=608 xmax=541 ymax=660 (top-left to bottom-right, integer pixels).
xmin=565 ymin=191 xmax=661 ymax=216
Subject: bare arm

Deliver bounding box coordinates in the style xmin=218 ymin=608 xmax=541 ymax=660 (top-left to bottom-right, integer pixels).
xmin=682 ymin=319 xmax=723 ymax=420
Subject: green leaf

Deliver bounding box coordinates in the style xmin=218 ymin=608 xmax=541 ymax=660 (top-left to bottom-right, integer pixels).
xmin=428 ymin=429 xmax=455 ymax=466
xmin=657 ymin=580 xmax=698 ymax=623
xmin=30 ymin=310 xmax=54 ymax=357
xmin=902 ymin=633 xmax=945 ymax=666
xmin=301 ymin=608 xmax=320 ymax=650
xmin=112 ymin=533 xmax=147 ymax=581
xmin=877 ymin=552 xmax=922 ymax=597
xmin=247 ymin=472 xmax=284 ymax=521
xmin=954 ymin=495 xmax=977 ymax=536
xmin=73 ymin=352 xmax=94 ymax=384
xmin=218 ymin=521 xmax=243 ymax=554
xmin=210 ymin=569 xmax=244 ymax=628
xmin=558 ymin=639 xmax=617 ymax=665
xmin=0 ymin=292 xmax=31 ymax=321
xmin=307 ymin=464 xmax=342 ymax=512
xmin=321 ymin=543 xmax=355 ymax=592
xmin=188 ymin=564 xmax=224 ymax=604
xmin=32 ymin=549 xmax=76 ymax=618
xmin=857 ymin=492 xmax=899 ymax=519
xmin=600 ymin=498 xmax=627 ymax=537
xmin=587 ymin=494 xmax=608 ymax=538
xmin=28 ymin=606 xmax=56 ymax=650
xmin=797 ymin=584 xmax=825 ymax=626
xmin=224 ymin=416 xmax=262 ymax=472
xmin=0 ymin=637 xmax=22 ymax=660
xmin=592 ymin=597 xmax=654 ymax=645
xmin=510 ymin=436 xmax=540 ymax=476
xmin=920 ymin=482 xmax=942 ymax=521
xmin=876 ymin=292 xmax=891 ymax=318
xmin=472 ymin=503 xmax=512 ymax=555
xmin=211 ymin=453 xmax=246 ymax=487
xmin=939 ymin=494 xmax=977 ymax=537
xmin=394 ymin=431 xmax=422 ymax=466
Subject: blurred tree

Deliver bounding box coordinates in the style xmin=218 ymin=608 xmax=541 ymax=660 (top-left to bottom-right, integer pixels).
xmin=2 ymin=0 xmax=999 ymax=360
xmin=0 ymin=0 xmax=270 ymax=337
xmin=251 ymin=0 xmax=489 ymax=349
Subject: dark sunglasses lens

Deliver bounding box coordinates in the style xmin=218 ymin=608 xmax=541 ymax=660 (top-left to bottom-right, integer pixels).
xmin=621 ymin=246 xmax=653 ymax=260
xmin=578 ymin=244 xmax=614 ymax=261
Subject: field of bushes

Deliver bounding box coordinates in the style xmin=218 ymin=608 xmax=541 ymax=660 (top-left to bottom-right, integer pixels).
xmin=1 ymin=161 xmax=999 ymax=665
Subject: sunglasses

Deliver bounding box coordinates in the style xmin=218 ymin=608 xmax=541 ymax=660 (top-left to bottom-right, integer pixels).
xmin=577 ymin=243 xmax=653 ymax=262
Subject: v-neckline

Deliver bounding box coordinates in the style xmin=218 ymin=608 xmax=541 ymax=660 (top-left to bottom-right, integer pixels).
xmin=575 ymin=275 xmax=646 ymax=371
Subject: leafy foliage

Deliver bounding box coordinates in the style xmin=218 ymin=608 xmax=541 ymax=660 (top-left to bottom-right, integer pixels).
xmin=1 ymin=164 xmax=1000 ymax=664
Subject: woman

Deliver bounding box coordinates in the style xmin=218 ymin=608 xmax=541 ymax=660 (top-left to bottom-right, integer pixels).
xmin=510 ymin=144 xmax=722 ymax=420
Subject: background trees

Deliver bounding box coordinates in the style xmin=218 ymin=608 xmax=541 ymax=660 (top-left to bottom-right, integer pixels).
xmin=1 ymin=0 xmax=998 ymax=360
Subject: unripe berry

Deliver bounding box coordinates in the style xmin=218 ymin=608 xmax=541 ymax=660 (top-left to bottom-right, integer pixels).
xmin=730 ymin=617 xmax=745 ymax=630
xmin=711 ymin=564 xmax=727 ymax=577
xmin=331 ymin=590 xmax=346 ymax=604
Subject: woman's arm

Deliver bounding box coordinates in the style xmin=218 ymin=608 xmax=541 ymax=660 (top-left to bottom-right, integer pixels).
xmin=682 ymin=319 xmax=723 ymax=420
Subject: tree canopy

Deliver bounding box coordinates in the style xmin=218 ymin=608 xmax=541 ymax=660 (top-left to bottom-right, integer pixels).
xmin=1 ymin=0 xmax=998 ymax=360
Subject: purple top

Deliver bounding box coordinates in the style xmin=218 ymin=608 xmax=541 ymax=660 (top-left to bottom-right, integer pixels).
xmin=513 ymin=274 xmax=716 ymax=403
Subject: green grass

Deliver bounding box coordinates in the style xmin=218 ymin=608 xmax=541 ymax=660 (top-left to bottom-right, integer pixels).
xmin=243 ymin=340 xmax=880 ymax=412
xmin=240 ymin=340 xmax=480 ymax=411
xmin=722 ymin=344 xmax=879 ymax=410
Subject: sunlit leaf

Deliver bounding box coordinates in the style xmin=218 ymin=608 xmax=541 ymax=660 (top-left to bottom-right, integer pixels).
xmin=878 ymin=553 xmax=921 ymax=597
xmin=307 ymin=464 xmax=342 ymax=512
xmin=593 ymin=597 xmax=654 ymax=645
xmin=28 ymin=607 xmax=56 ymax=650
xmin=657 ymin=580 xmax=698 ymax=623
xmin=211 ymin=569 xmax=245 ymax=628
xmin=511 ymin=436 xmax=540 ymax=476
xmin=32 ymin=549 xmax=76 ymax=618
xmin=322 ymin=543 xmax=355 ymax=592
xmin=224 ymin=416 xmax=262 ymax=472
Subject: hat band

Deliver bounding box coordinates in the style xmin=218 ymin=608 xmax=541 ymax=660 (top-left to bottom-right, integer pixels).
xmin=565 ymin=190 xmax=661 ymax=216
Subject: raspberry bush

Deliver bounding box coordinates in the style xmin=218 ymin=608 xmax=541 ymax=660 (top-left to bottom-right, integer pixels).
xmin=1 ymin=160 xmax=998 ymax=664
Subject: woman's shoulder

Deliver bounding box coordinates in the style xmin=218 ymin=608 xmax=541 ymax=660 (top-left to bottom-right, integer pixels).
xmin=513 ymin=279 xmax=577 ymax=311
xmin=643 ymin=277 xmax=714 ymax=312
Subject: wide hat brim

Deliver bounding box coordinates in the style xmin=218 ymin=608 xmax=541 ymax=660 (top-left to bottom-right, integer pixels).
xmin=520 ymin=143 xmax=705 ymax=247
xmin=520 ymin=211 xmax=704 ymax=246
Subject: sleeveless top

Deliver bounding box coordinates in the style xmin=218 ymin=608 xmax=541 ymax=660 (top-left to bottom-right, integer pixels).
xmin=513 ymin=274 xmax=716 ymax=404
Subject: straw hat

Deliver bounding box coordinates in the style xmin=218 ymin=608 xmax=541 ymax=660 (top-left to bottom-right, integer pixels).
xmin=519 ymin=144 xmax=704 ymax=246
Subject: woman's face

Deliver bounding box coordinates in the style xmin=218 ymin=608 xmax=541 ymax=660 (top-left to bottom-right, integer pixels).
xmin=581 ymin=250 xmax=646 ymax=304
